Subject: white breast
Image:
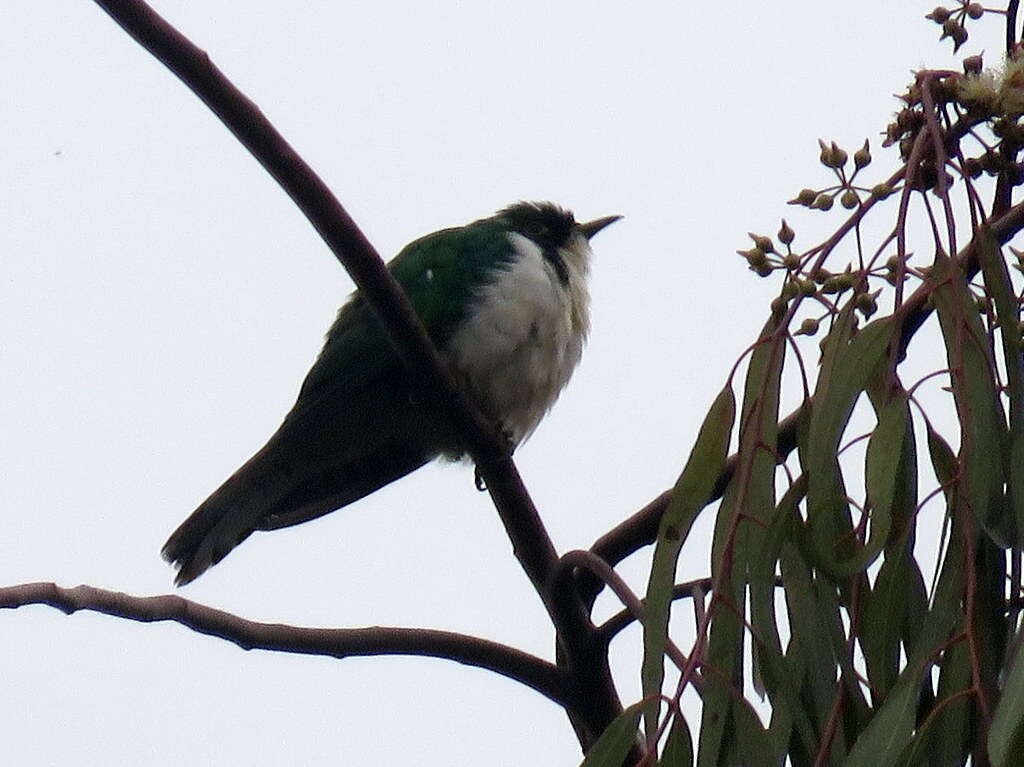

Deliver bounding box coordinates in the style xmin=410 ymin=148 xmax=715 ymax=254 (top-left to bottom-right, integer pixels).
xmin=446 ymin=231 xmax=591 ymax=444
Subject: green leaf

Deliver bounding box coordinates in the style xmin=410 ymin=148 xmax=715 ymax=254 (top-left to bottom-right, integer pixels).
xmin=861 ymin=552 xmax=913 ymax=702
xmin=779 ymin=534 xmax=845 ymax=761
xmin=579 ymin=700 xmax=652 ymax=767
xmin=844 ymin=664 xmax=924 ymax=766
xmin=700 ymin=327 xmax=785 ymax=766
xmin=848 ymin=388 xmax=908 ymax=571
xmin=924 ymin=639 xmax=972 ymax=766
xmin=905 ymin=427 xmax=965 ymax=672
xmin=731 ymin=694 xmax=778 ymax=767
xmin=977 ymin=226 xmax=1024 ymax=546
xmin=659 ymin=713 xmax=694 ymax=766
xmin=749 ymin=477 xmax=818 ymax=757
xmin=861 ymin=386 xmax=920 ymax=702
xmin=990 ymin=628 xmax=1024 ymax=766
xmin=642 ymin=385 xmax=735 ymax=739
xmin=926 ymin=425 xmax=958 ymax=489
xmin=929 ymin=247 xmax=1009 ymax=546
xmin=803 ymin=311 xmax=897 ymax=577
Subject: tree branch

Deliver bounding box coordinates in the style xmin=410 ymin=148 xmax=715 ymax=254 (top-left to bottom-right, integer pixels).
xmin=597 ymin=578 xmax=713 ymax=642
xmin=0 ymin=582 xmax=567 ymax=704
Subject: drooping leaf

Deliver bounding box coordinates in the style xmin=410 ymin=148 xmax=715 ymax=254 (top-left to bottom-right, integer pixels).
xmin=779 ymin=532 xmax=846 ymax=763
xmin=922 ymin=639 xmax=972 ymax=766
xmin=699 ymin=326 xmax=785 ymax=766
xmin=579 ymin=700 xmax=654 ymax=767
xmin=641 ymin=385 xmax=735 ymax=740
xmin=977 ymin=226 xmax=1024 ymax=546
xmin=749 ymin=477 xmax=818 ymax=757
xmin=861 ymin=551 xmax=915 ymax=703
xmin=659 ymin=712 xmax=694 ymax=767
xmin=990 ymin=628 xmax=1024 ymax=766
xmin=929 ymin=247 xmax=1010 ymax=546
xmin=803 ymin=310 xmax=897 ymax=577
xmin=860 ymin=382 xmax=920 ymax=702
xmin=844 ymin=663 xmax=924 ymax=767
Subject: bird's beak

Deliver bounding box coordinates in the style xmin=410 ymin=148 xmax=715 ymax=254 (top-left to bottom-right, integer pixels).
xmin=578 ymin=214 xmax=623 ymax=240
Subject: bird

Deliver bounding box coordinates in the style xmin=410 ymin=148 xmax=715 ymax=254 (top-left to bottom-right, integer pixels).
xmin=162 ymin=201 xmax=621 ymax=585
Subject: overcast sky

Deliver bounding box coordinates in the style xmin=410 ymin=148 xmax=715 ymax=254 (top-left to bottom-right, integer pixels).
xmin=1 ymin=3 xmax=997 ymax=765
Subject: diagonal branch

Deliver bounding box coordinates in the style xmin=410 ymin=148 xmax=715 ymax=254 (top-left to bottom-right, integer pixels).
xmin=0 ymin=582 xmax=567 ymax=704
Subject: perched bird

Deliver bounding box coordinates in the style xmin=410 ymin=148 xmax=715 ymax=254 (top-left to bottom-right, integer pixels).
xmin=162 ymin=201 xmax=620 ymax=585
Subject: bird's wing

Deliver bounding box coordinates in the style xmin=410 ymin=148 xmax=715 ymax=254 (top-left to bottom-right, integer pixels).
xmin=295 ymin=221 xmax=514 ymax=400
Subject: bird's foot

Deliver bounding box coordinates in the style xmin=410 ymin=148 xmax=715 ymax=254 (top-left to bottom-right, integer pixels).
xmin=473 ymin=424 xmax=517 ymax=492
xmin=498 ymin=423 xmax=517 ymax=457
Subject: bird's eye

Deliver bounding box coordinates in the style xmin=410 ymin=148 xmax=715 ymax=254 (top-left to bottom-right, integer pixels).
xmin=525 ymin=222 xmax=547 ymax=236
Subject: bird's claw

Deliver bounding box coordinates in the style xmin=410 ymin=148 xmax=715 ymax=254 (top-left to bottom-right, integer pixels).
xmin=473 ymin=424 xmax=516 ymax=492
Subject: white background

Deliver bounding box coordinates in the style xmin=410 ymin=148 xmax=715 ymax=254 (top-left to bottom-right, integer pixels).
xmin=1 ymin=2 xmax=998 ymax=765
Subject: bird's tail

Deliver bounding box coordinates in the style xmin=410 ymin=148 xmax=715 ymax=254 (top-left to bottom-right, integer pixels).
xmin=162 ymin=432 xmax=438 ymax=585
xmin=161 ymin=444 xmax=291 ymax=586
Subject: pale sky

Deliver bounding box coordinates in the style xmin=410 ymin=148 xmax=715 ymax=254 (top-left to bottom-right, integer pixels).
xmin=2 ymin=3 xmax=991 ymax=765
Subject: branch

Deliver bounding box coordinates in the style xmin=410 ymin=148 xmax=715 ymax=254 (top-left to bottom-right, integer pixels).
xmin=88 ymin=0 xmax=622 ymax=749
xmin=597 ymin=578 xmax=713 ymax=642
xmin=0 ymin=582 xmax=566 ymax=704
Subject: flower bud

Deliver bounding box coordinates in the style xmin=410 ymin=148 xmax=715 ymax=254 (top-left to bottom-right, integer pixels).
xmin=963 ymin=54 xmax=983 ymax=75
xmin=981 ymin=150 xmax=1003 ymax=173
xmin=966 ymin=3 xmax=983 ymax=19
xmin=925 ymin=6 xmax=950 ymax=23
xmin=855 ymin=292 xmax=878 ymax=318
xmin=737 ymin=247 xmax=767 ymax=267
xmin=781 ymin=280 xmax=799 ymax=299
xmin=753 ymin=263 xmax=774 ymax=278
xmin=871 ymin=183 xmax=894 ymax=199
xmin=853 ymin=140 xmax=872 ymax=169
xmin=792 ymin=188 xmax=818 ymax=206
xmin=796 ymin=318 xmax=820 ymax=336
xmin=830 ymin=142 xmax=848 ymax=168
xmin=818 ymin=138 xmax=834 ymax=167
xmin=822 ymin=276 xmax=845 ymax=294
xmin=783 ymin=253 xmax=801 ymax=270
xmin=749 ymin=233 xmax=775 ymax=253
xmin=840 ymin=189 xmax=860 ymax=209
xmin=812 ymin=193 xmax=834 ymax=210
xmin=952 ymin=23 xmax=968 ymax=50
xmin=778 ymin=219 xmax=795 ymax=245
xmin=799 ymin=279 xmax=817 ymax=296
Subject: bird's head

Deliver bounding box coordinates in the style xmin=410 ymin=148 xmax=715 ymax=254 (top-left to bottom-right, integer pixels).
xmin=494 ymin=201 xmax=622 ymax=255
